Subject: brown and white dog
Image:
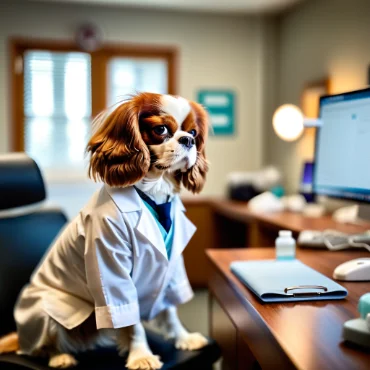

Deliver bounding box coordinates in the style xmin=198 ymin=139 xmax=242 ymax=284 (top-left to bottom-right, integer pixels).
xmin=0 ymin=93 xmax=209 ymax=369
xmin=88 ymin=92 xmax=209 ymax=199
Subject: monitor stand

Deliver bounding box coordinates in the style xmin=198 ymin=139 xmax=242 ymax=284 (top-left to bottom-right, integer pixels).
xmin=358 ymin=204 xmax=370 ymax=222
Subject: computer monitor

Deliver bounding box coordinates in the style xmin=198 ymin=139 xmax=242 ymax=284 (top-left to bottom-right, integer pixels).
xmin=314 ymin=87 xmax=370 ymax=219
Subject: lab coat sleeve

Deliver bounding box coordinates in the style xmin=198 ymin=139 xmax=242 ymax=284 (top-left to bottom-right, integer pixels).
xmin=84 ymin=211 xmax=140 ymax=329
xmin=166 ymin=255 xmax=194 ymax=306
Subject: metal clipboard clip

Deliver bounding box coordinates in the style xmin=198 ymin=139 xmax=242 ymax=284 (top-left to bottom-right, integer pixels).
xmin=284 ymin=285 xmax=328 ymax=297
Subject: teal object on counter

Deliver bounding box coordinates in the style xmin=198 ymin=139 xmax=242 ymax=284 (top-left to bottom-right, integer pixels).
xmin=271 ymin=185 xmax=285 ymax=198
xmin=359 ymin=293 xmax=370 ymax=319
xmin=342 ymin=293 xmax=370 ymax=348
xmin=343 ymin=318 xmax=370 ymax=348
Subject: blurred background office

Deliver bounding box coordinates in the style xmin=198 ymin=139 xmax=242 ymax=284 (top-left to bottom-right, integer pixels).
xmin=2 ymin=0 xmax=370 ymax=218
xmin=1 ymin=0 xmax=274 ymax=218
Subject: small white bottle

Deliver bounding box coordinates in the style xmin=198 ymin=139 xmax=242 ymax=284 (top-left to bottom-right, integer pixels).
xmin=275 ymin=230 xmax=296 ymax=260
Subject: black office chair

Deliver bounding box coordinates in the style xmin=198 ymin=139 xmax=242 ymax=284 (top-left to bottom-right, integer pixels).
xmin=0 ymin=153 xmax=220 ymax=370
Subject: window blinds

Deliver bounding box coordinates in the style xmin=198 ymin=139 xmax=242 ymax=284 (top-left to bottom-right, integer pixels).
xmin=24 ymin=51 xmax=91 ymax=172
xmin=107 ymin=58 xmax=168 ymax=107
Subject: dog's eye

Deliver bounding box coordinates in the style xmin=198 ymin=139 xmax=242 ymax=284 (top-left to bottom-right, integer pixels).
xmin=153 ymin=125 xmax=168 ymax=135
xmin=189 ymin=129 xmax=197 ymax=137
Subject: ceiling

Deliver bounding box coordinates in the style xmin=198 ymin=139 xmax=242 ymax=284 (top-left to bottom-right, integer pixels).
xmin=34 ymin=0 xmax=305 ymax=14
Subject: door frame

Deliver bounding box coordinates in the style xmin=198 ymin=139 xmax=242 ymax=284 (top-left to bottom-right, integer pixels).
xmin=9 ymin=38 xmax=178 ymax=151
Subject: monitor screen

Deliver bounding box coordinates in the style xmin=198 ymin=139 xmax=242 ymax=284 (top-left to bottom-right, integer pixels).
xmin=314 ymin=88 xmax=370 ymax=203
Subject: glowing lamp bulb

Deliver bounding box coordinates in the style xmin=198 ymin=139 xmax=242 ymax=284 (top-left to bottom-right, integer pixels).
xmin=272 ymin=104 xmax=304 ymax=142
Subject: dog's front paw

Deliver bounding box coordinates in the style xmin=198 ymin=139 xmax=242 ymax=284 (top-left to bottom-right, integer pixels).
xmin=175 ymin=332 xmax=208 ymax=351
xmin=126 ymin=349 xmax=163 ymax=370
xmin=48 ymin=353 xmax=78 ymax=368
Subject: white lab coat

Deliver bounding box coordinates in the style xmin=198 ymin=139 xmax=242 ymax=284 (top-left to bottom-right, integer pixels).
xmin=14 ymin=185 xmax=196 ymax=355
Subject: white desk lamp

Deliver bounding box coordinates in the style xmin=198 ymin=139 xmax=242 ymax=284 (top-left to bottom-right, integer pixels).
xmin=272 ymin=104 xmax=321 ymax=141
xmin=272 ymin=104 xmax=324 ymax=216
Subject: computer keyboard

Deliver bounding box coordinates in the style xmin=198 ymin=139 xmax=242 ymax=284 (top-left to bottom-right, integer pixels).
xmin=314 ymin=235 xmax=348 ymax=246
xmin=298 ymin=230 xmax=370 ymax=251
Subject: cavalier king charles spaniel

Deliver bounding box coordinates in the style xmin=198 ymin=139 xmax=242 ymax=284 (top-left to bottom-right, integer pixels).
xmin=88 ymin=92 xmax=209 ymax=199
xmin=0 ymin=93 xmax=209 ymax=370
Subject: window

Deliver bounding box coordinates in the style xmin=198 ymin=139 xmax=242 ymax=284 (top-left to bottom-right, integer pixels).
xmin=108 ymin=58 xmax=168 ymax=106
xmin=24 ymin=51 xmax=91 ymax=172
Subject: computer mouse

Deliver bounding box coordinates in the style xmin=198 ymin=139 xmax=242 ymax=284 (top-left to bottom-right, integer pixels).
xmin=333 ymin=258 xmax=370 ymax=281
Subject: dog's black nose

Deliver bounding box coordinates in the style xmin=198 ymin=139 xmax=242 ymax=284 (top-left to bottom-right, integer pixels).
xmin=179 ymin=136 xmax=195 ymax=149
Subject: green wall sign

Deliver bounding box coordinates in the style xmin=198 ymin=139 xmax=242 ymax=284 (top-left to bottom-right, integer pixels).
xmin=197 ymin=90 xmax=235 ymax=135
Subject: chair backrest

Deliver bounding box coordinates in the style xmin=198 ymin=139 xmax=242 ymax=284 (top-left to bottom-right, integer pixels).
xmin=0 ymin=154 xmax=68 ymax=336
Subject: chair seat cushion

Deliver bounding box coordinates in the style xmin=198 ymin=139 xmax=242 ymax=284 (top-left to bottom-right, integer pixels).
xmin=0 ymin=330 xmax=220 ymax=370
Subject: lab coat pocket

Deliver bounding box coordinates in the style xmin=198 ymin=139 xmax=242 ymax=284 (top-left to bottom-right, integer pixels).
xmin=43 ymin=290 xmax=94 ymax=330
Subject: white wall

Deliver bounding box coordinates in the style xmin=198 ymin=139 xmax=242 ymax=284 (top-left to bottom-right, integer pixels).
xmin=267 ymin=0 xmax=370 ymax=192
xmin=0 ymin=0 xmax=267 ymax=217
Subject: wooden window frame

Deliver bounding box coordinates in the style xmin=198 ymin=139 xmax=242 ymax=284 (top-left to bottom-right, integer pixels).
xmin=9 ymin=38 xmax=178 ymax=151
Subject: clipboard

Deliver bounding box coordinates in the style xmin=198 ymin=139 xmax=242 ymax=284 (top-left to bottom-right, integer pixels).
xmin=230 ymin=259 xmax=348 ymax=303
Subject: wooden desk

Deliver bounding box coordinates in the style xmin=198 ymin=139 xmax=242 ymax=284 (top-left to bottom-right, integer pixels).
xmin=207 ymin=248 xmax=370 ymax=370
xmin=182 ymin=198 xmax=370 ymax=287
xmin=210 ymin=199 xmax=370 ymax=247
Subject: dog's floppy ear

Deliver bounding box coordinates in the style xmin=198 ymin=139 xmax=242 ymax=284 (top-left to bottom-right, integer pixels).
xmin=179 ymin=101 xmax=209 ymax=193
xmin=87 ymin=101 xmax=150 ymax=187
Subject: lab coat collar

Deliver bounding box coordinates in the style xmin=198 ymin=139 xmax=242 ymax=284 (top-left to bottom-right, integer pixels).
xmin=106 ymin=185 xmax=186 ymax=213
xmin=106 ymin=185 xmax=192 ymax=261
xmin=105 ymin=185 xmax=142 ymax=213
xmin=107 ymin=185 xmax=168 ymax=259
xmin=170 ymin=203 xmax=196 ymax=261
xmin=176 ymin=196 xmax=186 ymax=212
xmin=136 ymin=196 xmax=194 ymax=261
